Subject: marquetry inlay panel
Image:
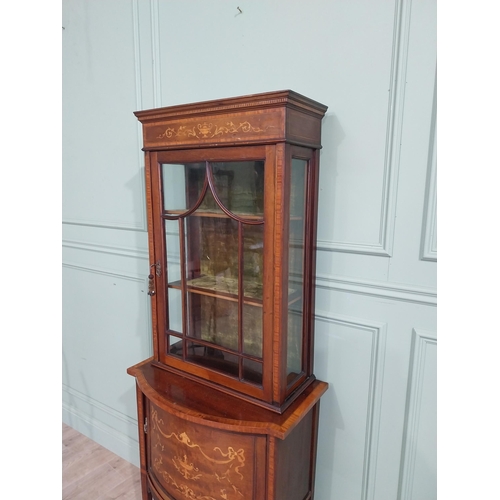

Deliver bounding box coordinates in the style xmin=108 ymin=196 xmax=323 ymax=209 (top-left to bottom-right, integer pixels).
xmin=148 ymin=402 xmax=257 ymax=500
xmin=142 ymin=109 xmax=284 ymax=150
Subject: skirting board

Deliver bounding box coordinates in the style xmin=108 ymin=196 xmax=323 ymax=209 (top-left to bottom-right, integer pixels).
xmin=62 ymin=402 xmax=140 ymax=468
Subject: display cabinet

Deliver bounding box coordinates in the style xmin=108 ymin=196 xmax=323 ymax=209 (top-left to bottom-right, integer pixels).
xmin=128 ymin=90 xmax=328 ymax=500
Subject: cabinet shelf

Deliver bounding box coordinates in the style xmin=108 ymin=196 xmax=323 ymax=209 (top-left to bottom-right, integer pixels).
xmin=169 ymin=335 xmax=264 ymax=363
xmin=164 ymin=209 xmax=303 ymax=221
xmin=168 ymin=275 xmax=301 ymax=307
xmin=168 ymin=276 xmax=262 ymax=306
xmin=164 ymin=209 xmax=264 ymax=220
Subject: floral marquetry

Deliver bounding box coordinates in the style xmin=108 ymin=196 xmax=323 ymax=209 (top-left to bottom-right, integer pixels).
xmin=157 ymin=120 xmax=270 ymax=141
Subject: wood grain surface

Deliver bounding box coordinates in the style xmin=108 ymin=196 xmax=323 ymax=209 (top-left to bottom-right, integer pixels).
xmin=62 ymin=423 xmax=141 ymax=500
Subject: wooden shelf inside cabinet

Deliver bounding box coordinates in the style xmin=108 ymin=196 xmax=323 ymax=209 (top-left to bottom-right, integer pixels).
xmin=164 ymin=209 xmax=303 ymax=221
xmin=164 ymin=209 xmax=265 ymax=221
xmin=129 ymin=90 xmax=328 ymax=500
xmin=168 ymin=277 xmax=301 ymax=307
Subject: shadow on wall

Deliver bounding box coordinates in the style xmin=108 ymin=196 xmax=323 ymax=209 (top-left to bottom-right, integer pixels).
xmin=313 ymin=334 xmax=344 ymax=499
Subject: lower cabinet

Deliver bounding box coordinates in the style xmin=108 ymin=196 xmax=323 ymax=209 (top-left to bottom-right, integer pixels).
xmin=129 ymin=360 xmax=327 ymax=500
xmin=147 ymin=401 xmax=265 ymax=500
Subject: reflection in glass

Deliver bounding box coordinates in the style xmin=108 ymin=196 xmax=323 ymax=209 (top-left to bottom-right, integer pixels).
xmin=287 ymin=158 xmax=307 ymax=380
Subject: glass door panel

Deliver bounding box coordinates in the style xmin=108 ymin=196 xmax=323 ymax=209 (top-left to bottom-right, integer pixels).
xmin=186 ymin=292 xmax=239 ymax=352
xmin=242 ymin=358 xmax=263 ymax=385
xmin=242 ymin=304 xmax=262 ymax=357
xmin=190 ymin=215 xmax=239 ymax=295
xmin=243 ymin=224 xmax=264 ymax=301
xmin=161 ymin=162 xmax=205 ymax=213
xmin=165 ymin=218 xmax=183 ymax=334
xmin=167 ymin=289 xmax=183 ymax=334
xmin=242 ymin=223 xmax=264 ymax=357
xmin=167 ymin=335 xmax=183 ymax=358
xmin=160 ymin=158 xmax=266 ymax=386
xmin=210 ymin=161 xmax=264 ymax=217
xmin=165 ymin=219 xmax=182 ymax=282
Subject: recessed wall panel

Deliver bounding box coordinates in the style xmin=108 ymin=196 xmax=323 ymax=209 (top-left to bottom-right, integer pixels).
xmin=314 ymin=315 xmax=382 ymax=500
xmin=62 ymin=0 xmax=145 ymax=229
xmin=62 ymin=265 xmax=151 ymax=417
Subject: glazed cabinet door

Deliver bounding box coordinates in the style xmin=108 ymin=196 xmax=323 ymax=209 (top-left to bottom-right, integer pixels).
xmin=148 ymin=146 xmax=275 ymax=404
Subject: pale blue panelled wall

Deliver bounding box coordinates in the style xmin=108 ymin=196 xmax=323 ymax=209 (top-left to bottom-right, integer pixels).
xmin=62 ymin=1 xmax=437 ymax=499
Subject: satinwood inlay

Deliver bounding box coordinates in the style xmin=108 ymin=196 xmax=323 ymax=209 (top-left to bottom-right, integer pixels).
xmin=157 ymin=121 xmax=270 ymax=140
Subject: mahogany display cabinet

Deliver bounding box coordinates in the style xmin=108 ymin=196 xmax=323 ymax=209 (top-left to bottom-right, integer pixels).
xmin=128 ymin=90 xmax=329 ymax=500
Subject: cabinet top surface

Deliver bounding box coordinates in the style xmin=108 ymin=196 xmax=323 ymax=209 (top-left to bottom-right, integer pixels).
xmin=134 ymin=89 xmax=328 ymax=123
xmin=128 ymin=359 xmax=327 ymax=439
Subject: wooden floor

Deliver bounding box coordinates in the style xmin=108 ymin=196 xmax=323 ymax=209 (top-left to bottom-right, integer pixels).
xmin=62 ymin=423 xmax=142 ymax=500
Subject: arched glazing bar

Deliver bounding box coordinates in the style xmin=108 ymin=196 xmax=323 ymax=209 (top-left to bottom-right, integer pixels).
xmin=161 ymin=160 xmax=266 ymax=384
xmin=162 ymin=166 xmax=209 ymax=220
xmin=205 ymin=162 xmax=264 ymax=226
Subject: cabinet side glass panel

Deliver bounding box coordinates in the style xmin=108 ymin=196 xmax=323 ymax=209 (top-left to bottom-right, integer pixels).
xmin=287 ymin=159 xmax=307 ymax=382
